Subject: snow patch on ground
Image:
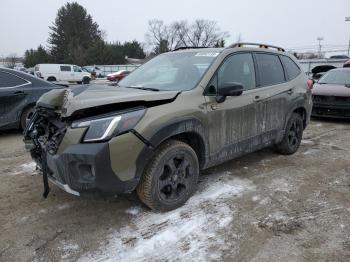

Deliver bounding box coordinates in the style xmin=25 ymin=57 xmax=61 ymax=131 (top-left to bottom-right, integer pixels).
xmin=7 ymin=161 xmax=39 ymax=176
xmin=57 ymin=203 xmax=71 ymax=211
xmin=303 ymin=149 xmax=321 ymax=155
xmin=79 ymin=174 xmax=255 ymax=262
xmin=269 ymin=178 xmax=292 ymax=193
xmin=59 ymin=240 xmax=80 ymax=260
xmin=301 ymin=139 xmax=314 ymax=145
xmin=125 ymin=206 xmax=143 ymax=216
xmin=21 ymin=162 xmax=37 ymax=172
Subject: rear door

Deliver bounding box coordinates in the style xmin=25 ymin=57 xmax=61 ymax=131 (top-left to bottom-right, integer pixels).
xmin=0 ymin=71 xmax=32 ymax=128
xmin=253 ymin=52 xmax=291 ymax=133
xmin=205 ymin=52 xmax=268 ymax=162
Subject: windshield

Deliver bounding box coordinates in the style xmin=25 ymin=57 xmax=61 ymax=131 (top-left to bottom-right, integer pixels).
xmin=318 ymin=70 xmax=350 ymax=85
xmin=118 ymin=51 xmax=220 ymax=91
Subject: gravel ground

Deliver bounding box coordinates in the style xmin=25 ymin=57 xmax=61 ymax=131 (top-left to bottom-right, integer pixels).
xmin=0 ymin=119 xmax=349 ymax=262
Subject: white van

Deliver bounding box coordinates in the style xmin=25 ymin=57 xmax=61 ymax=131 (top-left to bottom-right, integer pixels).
xmin=34 ymin=64 xmax=91 ymax=84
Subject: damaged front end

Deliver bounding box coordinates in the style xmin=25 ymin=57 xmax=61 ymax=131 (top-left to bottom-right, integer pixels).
xmin=23 ymin=91 xmax=71 ymax=197
xmin=23 ymin=86 xmax=174 ymax=198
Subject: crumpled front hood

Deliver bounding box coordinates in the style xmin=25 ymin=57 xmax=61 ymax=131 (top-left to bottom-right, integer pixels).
xmin=312 ymin=83 xmax=350 ymax=97
xmin=37 ymin=84 xmax=179 ymax=117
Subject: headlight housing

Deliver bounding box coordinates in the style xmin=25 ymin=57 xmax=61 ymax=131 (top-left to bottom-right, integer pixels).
xmin=71 ymin=109 xmax=145 ymax=142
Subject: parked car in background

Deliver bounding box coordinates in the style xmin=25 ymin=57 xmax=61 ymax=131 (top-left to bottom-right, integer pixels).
xmin=34 ymin=64 xmax=91 ymax=84
xmin=24 ymin=43 xmax=312 ymax=211
xmin=311 ymin=65 xmax=336 ymax=80
xmin=107 ymin=70 xmax=130 ymax=81
xmin=344 ymin=60 xmax=350 ymax=68
xmin=0 ymin=67 xmax=63 ymax=130
xmin=312 ymin=68 xmax=350 ymax=118
xmin=329 ymin=55 xmax=349 ymax=59
xmin=82 ymin=65 xmax=105 ymax=78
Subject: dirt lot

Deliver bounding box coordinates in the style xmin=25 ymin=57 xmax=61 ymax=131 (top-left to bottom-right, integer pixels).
xmin=0 ymin=119 xmax=349 ymax=262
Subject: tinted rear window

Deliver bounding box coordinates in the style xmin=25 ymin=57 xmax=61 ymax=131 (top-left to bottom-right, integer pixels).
xmin=0 ymin=71 xmax=28 ymax=88
xmin=60 ymin=66 xmax=71 ymax=72
xmin=255 ymin=53 xmax=285 ymax=86
xmin=280 ymin=55 xmax=300 ymax=80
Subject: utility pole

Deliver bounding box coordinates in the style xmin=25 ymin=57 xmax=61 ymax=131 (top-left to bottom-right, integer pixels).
xmin=317 ymin=37 xmax=324 ymax=58
xmin=346 ymin=17 xmax=350 ymax=56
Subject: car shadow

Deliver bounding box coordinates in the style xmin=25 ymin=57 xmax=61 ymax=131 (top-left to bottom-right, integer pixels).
xmin=0 ymin=129 xmax=22 ymax=136
xmin=311 ymin=116 xmax=350 ymax=125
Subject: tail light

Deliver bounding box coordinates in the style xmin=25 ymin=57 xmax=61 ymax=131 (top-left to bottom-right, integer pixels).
xmin=307 ymin=79 xmax=314 ymax=89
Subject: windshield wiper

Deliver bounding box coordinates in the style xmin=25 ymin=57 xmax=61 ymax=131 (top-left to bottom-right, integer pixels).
xmin=127 ymin=86 xmax=160 ymax=92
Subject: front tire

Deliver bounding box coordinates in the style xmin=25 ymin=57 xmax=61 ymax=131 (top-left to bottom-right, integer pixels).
xmin=20 ymin=106 xmax=34 ymax=130
xmin=137 ymin=140 xmax=199 ymax=211
xmin=275 ymin=113 xmax=303 ymax=155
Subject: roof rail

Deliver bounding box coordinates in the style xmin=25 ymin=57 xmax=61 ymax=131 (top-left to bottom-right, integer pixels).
xmin=228 ymin=42 xmax=285 ymax=52
xmin=173 ymin=46 xmax=210 ymax=51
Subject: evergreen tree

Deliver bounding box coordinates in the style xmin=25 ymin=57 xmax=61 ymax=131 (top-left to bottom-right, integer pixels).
xmin=48 ymin=2 xmax=101 ymax=64
xmin=24 ymin=45 xmax=52 ymax=68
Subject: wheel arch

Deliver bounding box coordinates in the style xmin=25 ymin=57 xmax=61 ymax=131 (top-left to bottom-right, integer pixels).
xmin=135 ymin=118 xmax=210 ymax=179
xmin=20 ymin=102 xmax=36 ymax=129
xmin=284 ymin=98 xmax=309 ymax=130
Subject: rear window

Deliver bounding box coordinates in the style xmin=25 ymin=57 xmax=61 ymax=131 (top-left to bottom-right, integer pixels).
xmin=280 ymin=55 xmax=300 ymax=80
xmin=60 ymin=66 xmax=71 ymax=72
xmin=0 ymin=71 xmax=28 ymax=88
xmin=255 ymin=53 xmax=285 ymax=86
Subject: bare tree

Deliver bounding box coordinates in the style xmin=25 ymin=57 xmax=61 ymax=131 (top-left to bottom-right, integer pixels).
xmin=146 ymin=19 xmax=229 ymax=53
xmin=185 ymin=19 xmax=229 ymax=47
xmin=4 ymin=54 xmax=18 ymax=69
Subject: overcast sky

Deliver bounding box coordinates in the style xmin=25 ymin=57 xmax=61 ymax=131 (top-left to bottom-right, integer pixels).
xmin=0 ymin=0 xmax=349 ymax=57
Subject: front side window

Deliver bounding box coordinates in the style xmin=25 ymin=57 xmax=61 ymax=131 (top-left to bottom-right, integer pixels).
xmin=255 ymin=53 xmax=285 ymax=86
xmin=119 ymin=51 xmax=219 ymax=91
xmin=60 ymin=66 xmax=71 ymax=72
xmin=73 ymin=66 xmax=82 ymax=72
xmin=217 ymin=53 xmax=256 ymax=91
xmin=0 ymin=71 xmax=28 ymax=88
xmin=280 ymin=55 xmax=301 ymax=80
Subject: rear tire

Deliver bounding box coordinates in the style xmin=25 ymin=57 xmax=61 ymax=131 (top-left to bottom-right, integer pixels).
xmin=137 ymin=140 xmax=199 ymax=211
xmin=20 ymin=106 xmax=34 ymax=130
xmin=82 ymin=77 xmax=90 ymax=84
xmin=47 ymin=76 xmax=56 ymax=82
xmin=275 ymin=113 xmax=303 ymax=155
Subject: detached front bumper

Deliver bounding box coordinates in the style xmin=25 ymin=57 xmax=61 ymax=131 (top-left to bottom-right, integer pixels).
xmin=46 ymin=142 xmax=140 ymax=197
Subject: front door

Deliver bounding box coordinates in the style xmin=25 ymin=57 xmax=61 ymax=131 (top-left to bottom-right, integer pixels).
xmin=204 ymin=52 xmax=268 ymax=164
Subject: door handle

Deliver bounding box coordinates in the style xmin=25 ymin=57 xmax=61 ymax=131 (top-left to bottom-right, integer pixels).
xmin=287 ymin=89 xmax=294 ymax=95
xmin=13 ymin=91 xmax=25 ymax=96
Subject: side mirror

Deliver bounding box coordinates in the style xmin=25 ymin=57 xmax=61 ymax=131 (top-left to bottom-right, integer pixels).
xmin=216 ymin=82 xmax=244 ymax=103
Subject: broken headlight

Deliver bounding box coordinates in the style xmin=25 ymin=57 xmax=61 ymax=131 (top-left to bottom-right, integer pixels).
xmin=71 ymin=109 xmax=145 ymax=142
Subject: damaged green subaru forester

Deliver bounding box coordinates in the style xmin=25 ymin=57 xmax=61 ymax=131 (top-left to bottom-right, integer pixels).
xmin=24 ymin=43 xmax=312 ymax=211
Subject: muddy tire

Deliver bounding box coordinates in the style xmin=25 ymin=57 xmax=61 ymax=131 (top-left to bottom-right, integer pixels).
xmin=137 ymin=140 xmax=199 ymax=211
xmin=275 ymin=113 xmax=303 ymax=155
xmin=20 ymin=106 xmax=34 ymax=130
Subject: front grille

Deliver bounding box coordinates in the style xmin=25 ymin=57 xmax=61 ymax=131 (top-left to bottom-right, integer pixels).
xmin=312 ymin=95 xmax=350 ymax=105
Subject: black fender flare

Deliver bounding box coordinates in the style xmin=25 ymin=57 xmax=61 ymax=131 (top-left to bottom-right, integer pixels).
xmin=283 ymin=96 xmax=309 ymax=131
xmin=134 ymin=117 xmax=210 ymax=179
